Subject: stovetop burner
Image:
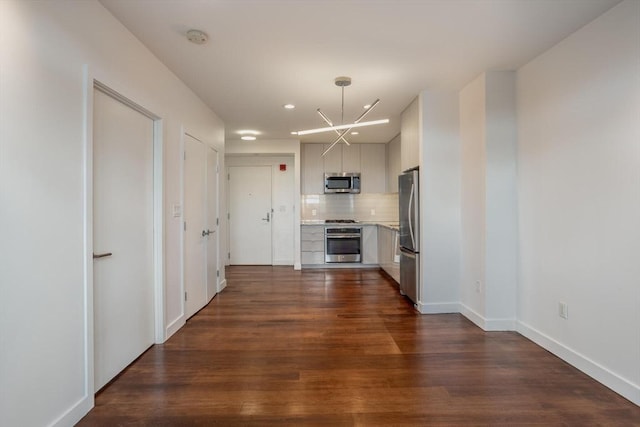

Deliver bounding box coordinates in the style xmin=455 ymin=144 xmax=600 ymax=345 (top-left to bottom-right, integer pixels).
xmin=325 ymin=219 xmax=357 ymax=224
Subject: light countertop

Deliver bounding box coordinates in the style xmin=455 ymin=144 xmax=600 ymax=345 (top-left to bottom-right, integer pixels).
xmin=301 ymin=220 xmax=399 ymax=231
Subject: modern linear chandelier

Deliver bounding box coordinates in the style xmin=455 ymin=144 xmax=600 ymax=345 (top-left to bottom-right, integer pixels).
xmin=296 ymin=76 xmax=389 ymax=156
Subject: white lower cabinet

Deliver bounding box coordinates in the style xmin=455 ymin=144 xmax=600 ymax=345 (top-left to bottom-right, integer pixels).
xmin=361 ymin=225 xmax=378 ymax=264
xmin=301 ymin=224 xmax=399 ymax=271
xmin=377 ymin=225 xmax=400 ymax=283
xmin=301 ymin=225 xmax=325 ymax=265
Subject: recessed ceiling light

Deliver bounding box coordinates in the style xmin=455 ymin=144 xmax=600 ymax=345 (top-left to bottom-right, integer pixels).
xmin=291 ymin=131 xmax=298 ymax=135
xmin=351 ymin=131 xmax=359 ymax=135
xmin=238 ymin=130 xmax=259 ymax=135
xmin=186 ymin=29 xmax=208 ymax=44
xmin=363 ymin=104 xmax=371 ymax=109
xmin=283 ymin=104 xmax=295 ymax=109
xmin=241 ymin=135 xmax=256 ymax=141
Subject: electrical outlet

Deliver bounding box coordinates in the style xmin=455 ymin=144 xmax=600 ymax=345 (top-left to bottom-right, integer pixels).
xmin=370 ymin=209 xmax=376 ymax=216
xmin=475 ymin=280 xmax=481 ymax=293
xmin=558 ymin=302 xmax=569 ymax=319
xmin=311 ymin=209 xmax=317 ymax=216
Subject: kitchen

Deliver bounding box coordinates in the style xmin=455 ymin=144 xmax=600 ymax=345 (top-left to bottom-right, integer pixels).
xmin=226 ymin=139 xmax=403 ymax=277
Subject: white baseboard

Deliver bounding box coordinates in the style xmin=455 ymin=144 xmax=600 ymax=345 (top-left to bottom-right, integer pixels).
xmin=517 ymin=320 xmax=640 ymax=406
xmin=460 ymin=304 xmax=516 ymax=331
xmin=272 ymin=260 xmax=294 ymax=266
xmin=165 ymin=315 xmax=185 ymax=340
xmin=294 ymin=262 xmax=302 ymax=270
xmin=217 ymin=278 xmax=227 ymax=293
xmin=415 ymin=301 xmax=459 ymax=314
xmin=51 ymin=394 xmax=93 ymax=427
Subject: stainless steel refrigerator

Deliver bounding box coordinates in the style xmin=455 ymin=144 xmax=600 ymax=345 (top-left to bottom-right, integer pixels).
xmin=398 ymin=167 xmax=419 ymax=305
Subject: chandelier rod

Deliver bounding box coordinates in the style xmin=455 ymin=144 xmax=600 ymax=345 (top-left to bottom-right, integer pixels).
xmin=317 ymin=109 xmax=350 ymax=146
xmin=341 ymin=85 xmax=345 ymax=125
xmin=321 ymin=98 xmax=382 ymax=156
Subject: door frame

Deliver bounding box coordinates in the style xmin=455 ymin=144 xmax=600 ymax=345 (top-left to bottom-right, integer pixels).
xmin=226 ymin=164 xmax=275 ymax=265
xmin=206 ymin=145 xmax=220 ymax=300
xmin=82 ymin=69 xmax=164 ymax=402
xmin=179 ymin=131 xmax=220 ymax=323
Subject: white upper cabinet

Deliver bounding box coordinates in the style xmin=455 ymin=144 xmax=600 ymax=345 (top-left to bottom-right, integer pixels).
xmin=342 ymin=144 xmax=361 ymax=172
xmin=360 ymin=143 xmax=386 ymax=193
xmin=302 ymin=143 xmax=387 ymax=194
xmin=401 ymin=97 xmax=419 ymax=171
xmin=302 ymin=143 xmax=325 ymax=194
xmin=322 ymin=143 xmax=343 ymax=172
xmin=386 ymin=134 xmax=401 ymax=193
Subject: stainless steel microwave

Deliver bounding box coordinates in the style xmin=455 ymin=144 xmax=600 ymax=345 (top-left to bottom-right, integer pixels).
xmin=324 ymin=172 xmax=361 ymax=194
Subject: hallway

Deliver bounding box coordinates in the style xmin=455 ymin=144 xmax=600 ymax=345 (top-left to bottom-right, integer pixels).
xmin=78 ymin=267 xmax=640 ymax=426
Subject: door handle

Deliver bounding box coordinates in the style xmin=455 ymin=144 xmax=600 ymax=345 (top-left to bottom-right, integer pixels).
xmin=202 ymin=229 xmax=214 ymax=237
xmin=262 ymin=212 xmax=270 ymax=222
xmin=93 ymin=252 xmax=113 ymax=259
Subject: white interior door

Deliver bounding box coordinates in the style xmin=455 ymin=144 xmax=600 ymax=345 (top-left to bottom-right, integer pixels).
xmin=229 ymin=166 xmax=272 ymax=264
xmin=93 ymin=88 xmax=155 ymax=392
xmin=206 ymin=147 xmax=218 ymax=299
xmin=184 ymin=135 xmax=207 ymax=319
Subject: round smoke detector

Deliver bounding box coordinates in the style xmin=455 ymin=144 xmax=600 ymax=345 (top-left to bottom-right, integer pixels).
xmin=186 ymin=29 xmax=208 ymax=45
xmin=334 ymin=76 xmax=352 ymax=87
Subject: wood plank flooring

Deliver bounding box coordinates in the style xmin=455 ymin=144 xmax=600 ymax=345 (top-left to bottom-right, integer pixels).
xmin=78 ymin=266 xmax=640 ymax=426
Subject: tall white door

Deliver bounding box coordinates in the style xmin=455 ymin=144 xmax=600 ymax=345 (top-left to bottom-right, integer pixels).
xmin=93 ymin=88 xmax=155 ymax=392
xmin=229 ymin=166 xmax=272 ymax=264
xmin=184 ymin=135 xmax=207 ymax=319
xmin=206 ymin=147 xmax=219 ymax=300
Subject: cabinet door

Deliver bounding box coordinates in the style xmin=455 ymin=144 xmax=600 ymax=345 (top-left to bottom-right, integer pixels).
xmin=377 ymin=226 xmax=400 ymax=283
xmin=361 ymin=143 xmax=386 ymax=193
xmin=323 ymin=143 xmax=342 ymax=172
xmin=362 ymin=225 xmax=378 ymax=264
xmin=302 ymin=144 xmax=325 ymax=194
xmin=386 ymin=135 xmax=401 ymax=193
xmin=401 ymin=97 xmax=419 ymax=171
xmin=301 ymin=225 xmax=325 ymax=265
xmin=342 ymin=144 xmax=361 ymax=172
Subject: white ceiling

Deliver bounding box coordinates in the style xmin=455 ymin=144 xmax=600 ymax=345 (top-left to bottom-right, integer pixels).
xmin=99 ymin=0 xmax=620 ymax=144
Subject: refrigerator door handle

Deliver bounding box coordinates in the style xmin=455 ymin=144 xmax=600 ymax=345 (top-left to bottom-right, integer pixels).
xmin=400 ymin=246 xmax=416 ymax=257
xmin=408 ymin=183 xmax=416 ymax=249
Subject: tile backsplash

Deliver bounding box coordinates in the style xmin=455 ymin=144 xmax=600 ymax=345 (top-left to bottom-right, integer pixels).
xmin=301 ymin=193 xmax=399 ymax=222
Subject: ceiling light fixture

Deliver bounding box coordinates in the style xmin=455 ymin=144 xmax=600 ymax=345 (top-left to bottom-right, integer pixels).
xmin=296 ymin=119 xmax=390 ymax=136
xmin=283 ymin=104 xmax=295 ymax=109
xmin=186 ymin=29 xmax=208 ymax=44
xmin=241 ymin=135 xmax=256 ymax=141
xmin=295 ymin=76 xmax=389 ymax=156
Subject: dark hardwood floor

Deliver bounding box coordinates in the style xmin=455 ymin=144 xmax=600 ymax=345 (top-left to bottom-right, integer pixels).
xmin=78 ymin=266 xmax=640 ymax=426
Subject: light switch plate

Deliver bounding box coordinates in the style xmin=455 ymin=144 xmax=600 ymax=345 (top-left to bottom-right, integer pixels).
xmin=172 ymin=203 xmax=182 ymax=218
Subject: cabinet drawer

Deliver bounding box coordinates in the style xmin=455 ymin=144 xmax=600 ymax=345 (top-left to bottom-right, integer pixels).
xmin=301 ymin=251 xmax=325 ymax=265
xmin=301 ymin=226 xmax=325 ymax=240
xmin=301 ymin=240 xmax=324 ymax=252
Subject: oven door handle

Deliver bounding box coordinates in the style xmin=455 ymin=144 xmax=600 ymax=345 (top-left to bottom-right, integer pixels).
xmin=326 ymin=235 xmax=361 ymax=238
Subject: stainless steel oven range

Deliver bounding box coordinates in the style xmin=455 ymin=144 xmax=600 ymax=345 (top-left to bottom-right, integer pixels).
xmin=325 ymin=226 xmax=362 ymax=263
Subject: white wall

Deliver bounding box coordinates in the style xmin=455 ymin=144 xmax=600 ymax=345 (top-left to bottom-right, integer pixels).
xmin=225 ymin=139 xmax=301 ymax=269
xmin=459 ymin=72 xmax=517 ymax=330
xmin=417 ymin=91 xmax=461 ymax=313
xmin=0 ymin=1 xmax=225 ymax=426
xmin=516 ymin=0 xmax=639 ymax=405
xmin=484 ymin=72 xmax=517 ymax=327
xmin=460 ymin=75 xmax=487 ymax=319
